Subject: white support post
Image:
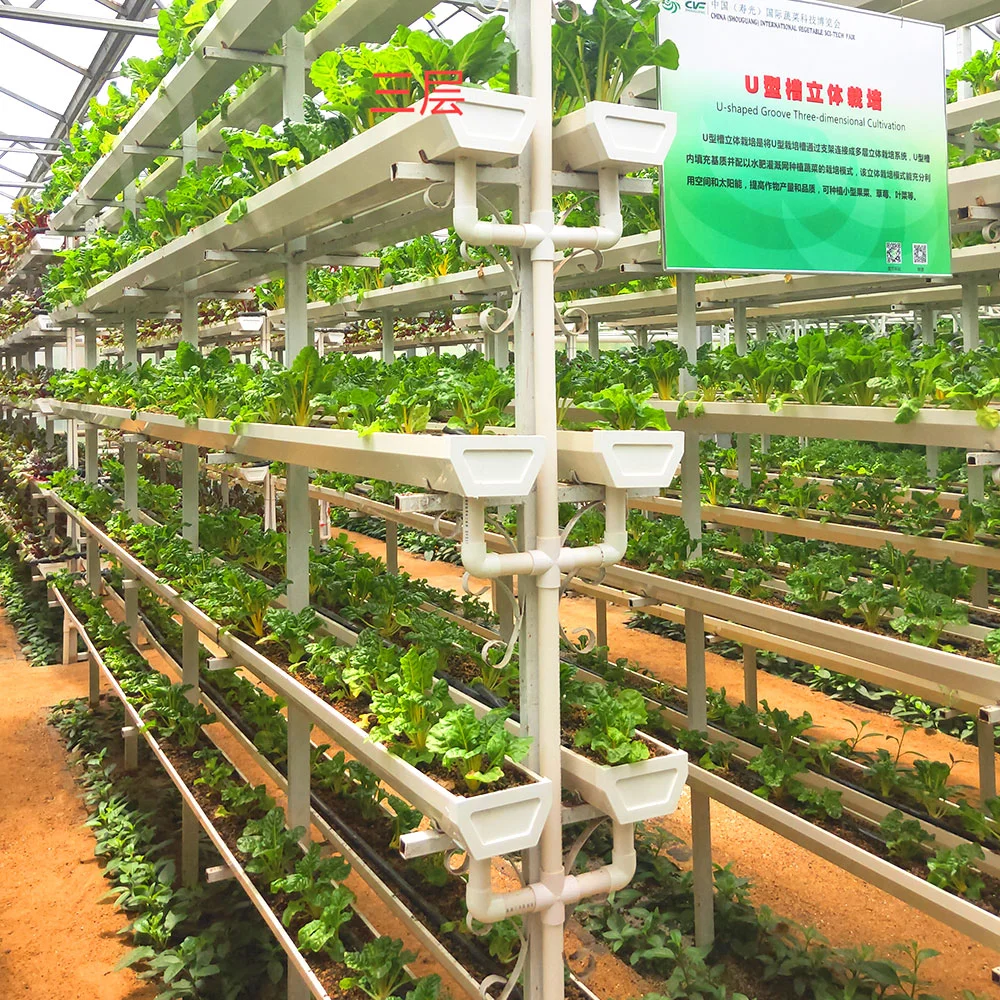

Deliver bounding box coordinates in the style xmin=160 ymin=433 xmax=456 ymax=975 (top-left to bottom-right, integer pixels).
xmin=43 ymin=343 xmax=53 ymax=369
xmin=122 ymin=726 xmax=138 ymax=772
xmin=61 ymin=611 xmax=76 ymax=667
xmin=494 ymin=331 xmax=509 ymax=369
xmin=921 ymin=306 xmax=940 ymax=478
xmin=969 ymin=465 xmax=989 ymax=607
xmin=310 ymin=497 xmax=322 ymax=551
xmin=84 ymin=419 xmax=101 ymax=594
xmin=957 ymin=27 xmax=973 ymax=102
xmin=45 ymin=417 xmax=54 ymax=448
xmin=220 ymin=470 xmax=230 ymax=507
xmin=88 ymin=652 xmax=100 ymax=708
xmin=919 ymin=305 xmax=935 ymax=346
xmin=743 ymin=645 xmax=758 ymax=710
xmin=595 ymin=598 xmax=608 ymax=649
xmin=124 ymin=430 xmax=140 ymax=645
xmin=182 ymin=443 xmax=199 ymax=546
xmin=123 ymin=314 xmax=138 ymax=370
xmin=685 ymin=609 xmax=714 ymax=945
xmin=677 ymin=274 xmax=702 ymax=550
xmin=979 ymin=718 xmax=997 ymax=808
xmin=733 ymin=301 xmax=752 ymax=540
xmin=587 ymin=315 xmax=600 ymax=357
xmin=381 ymin=312 xmax=395 ymax=363
xmin=283 ymin=46 xmax=311 ymax=972
xmin=181 ymin=803 xmax=199 ymax=887
xmin=285 ymin=465 xmax=311 ymax=611
xmin=286 ymin=704 xmax=311 ymax=835
xmin=962 ymin=278 xmax=980 ymax=352
xmin=385 ymin=519 xmax=398 ymax=574
xmin=733 ymin=301 xmax=747 ymax=355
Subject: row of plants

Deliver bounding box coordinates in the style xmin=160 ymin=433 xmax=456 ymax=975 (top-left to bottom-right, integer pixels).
xmin=26 ymin=322 xmax=1000 ymax=442
xmin=52 ymin=576 xmax=441 ymax=1000
xmin=560 ymin=325 xmax=1000 ymax=428
xmin=47 ymin=343 xmax=672 ymax=433
xmin=589 ymin=509 xmax=1000 ymax=651
xmin=120 ymin=449 xmax=1000 ymax=893
xmin=0 ymin=541 xmax=61 ymax=665
xmin=49 ymin=694 xmax=289 ymax=1000
xmin=33 ymin=424 xmax=984 ymax=1000
xmin=101 ymin=555 xmax=959 ymax=1000
xmin=34 ymin=0 xmax=672 ymax=311
xmin=633 ymin=613 xmax=984 ymax=745
xmin=690 ymin=444 xmax=990 ymax=544
xmin=52 ymin=463 xmax=665 ymax=796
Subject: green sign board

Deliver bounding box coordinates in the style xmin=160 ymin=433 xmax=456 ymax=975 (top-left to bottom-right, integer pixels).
xmin=658 ymin=0 xmax=949 ymax=275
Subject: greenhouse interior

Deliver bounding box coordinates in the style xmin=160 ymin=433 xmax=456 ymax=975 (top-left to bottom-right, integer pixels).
xmin=4 ymin=0 xmax=1000 ymax=998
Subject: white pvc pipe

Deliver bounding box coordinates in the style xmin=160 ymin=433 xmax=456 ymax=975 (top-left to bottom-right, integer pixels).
xmin=465 ymin=821 xmax=635 ymax=923
xmin=453 ymin=157 xmax=545 ymax=248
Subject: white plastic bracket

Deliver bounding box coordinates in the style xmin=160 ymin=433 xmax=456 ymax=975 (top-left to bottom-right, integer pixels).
xmin=202 ymin=45 xmax=292 ymax=69
xmin=399 ymin=828 xmax=459 ymax=860
xmin=395 ymin=491 xmax=463 ymax=514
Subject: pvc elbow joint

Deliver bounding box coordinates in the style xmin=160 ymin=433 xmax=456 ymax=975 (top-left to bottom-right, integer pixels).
xmin=465 ymin=860 xmax=558 ymax=924
xmin=452 ymin=157 xmax=544 ymax=249
xmin=460 ymin=540 xmax=550 ymax=580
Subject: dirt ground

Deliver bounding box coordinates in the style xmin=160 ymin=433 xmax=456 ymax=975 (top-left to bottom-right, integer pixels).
xmin=339 ymin=527 xmax=1000 ymax=998
xmin=0 ymin=611 xmax=158 ymax=1000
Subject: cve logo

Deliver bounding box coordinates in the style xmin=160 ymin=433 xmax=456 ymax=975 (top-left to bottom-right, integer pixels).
xmin=685 ymin=0 xmax=707 ymax=9
xmin=663 ymin=0 xmax=680 ymax=11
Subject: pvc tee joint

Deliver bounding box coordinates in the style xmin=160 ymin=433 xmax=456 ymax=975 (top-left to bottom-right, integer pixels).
xmin=459 ymin=489 xmax=628 ymax=581
xmin=451 ymin=159 xmax=623 ymax=253
xmin=465 ymin=821 xmax=636 ymax=925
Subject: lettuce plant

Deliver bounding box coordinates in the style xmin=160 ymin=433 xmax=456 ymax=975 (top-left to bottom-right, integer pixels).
xmin=569 ymin=684 xmax=650 ymax=765
xmin=426 ymin=706 xmax=529 ymax=792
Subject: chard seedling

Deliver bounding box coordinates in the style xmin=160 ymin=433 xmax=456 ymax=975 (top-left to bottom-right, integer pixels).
xmin=426 ymin=706 xmax=530 ymax=792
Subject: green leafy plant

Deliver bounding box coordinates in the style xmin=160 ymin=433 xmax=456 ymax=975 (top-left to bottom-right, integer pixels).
xmin=426 ymin=706 xmax=530 ymax=792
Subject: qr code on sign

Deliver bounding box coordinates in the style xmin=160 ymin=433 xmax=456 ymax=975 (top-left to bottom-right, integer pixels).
xmin=913 ymin=243 xmax=928 ymax=265
xmin=886 ymin=242 xmax=902 ymax=265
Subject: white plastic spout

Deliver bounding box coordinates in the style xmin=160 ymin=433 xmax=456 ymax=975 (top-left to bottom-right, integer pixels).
xmin=551 ymin=167 xmax=623 ymax=252
xmin=453 ymin=158 xmax=545 ymax=249
xmin=460 ymin=497 xmax=553 ymax=579
xmin=557 ymin=487 xmax=628 ymax=572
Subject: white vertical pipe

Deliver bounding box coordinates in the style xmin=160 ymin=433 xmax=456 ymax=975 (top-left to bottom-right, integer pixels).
xmin=285 ymin=464 xmax=310 ymax=611
xmin=686 ymin=608 xmax=714 ymax=945
xmin=123 ymin=314 xmax=138 ymax=369
xmin=919 ymin=305 xmax=935 ymax=346
xmin=677 ymin=274 xmax=701 ymax=548
xmin=381 ymin=312 xmax=395 ymax=363
xmin=509 ymin=4 xmax=541 ymax=993
xmin=180 ymin=293 xmax=201 ymax=715
xmin=525 ymin=4 xmax=564 ymax=998
xmin=962 ymin=279 xmax=980 ymax=352
xmin=957 ymin=27 xmax=973 ymax=102
xmin=587 ymin=315 xmax=600 ymax=357
xmin=979 ymin=719 xmax=997 ymax=807
xmin=282 ymin=48 xmax=313 ymax=991
xmin=969 ymin=465 xmax=988 ymax=607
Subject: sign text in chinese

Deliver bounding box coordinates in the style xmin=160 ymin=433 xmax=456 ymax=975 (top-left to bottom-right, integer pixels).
xmin=658 ymin=0 xmax=949 ymax=275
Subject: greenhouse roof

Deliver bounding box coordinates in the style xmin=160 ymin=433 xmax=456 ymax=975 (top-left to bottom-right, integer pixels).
xmin=0 ymin=0 xmax=489 ymax=215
